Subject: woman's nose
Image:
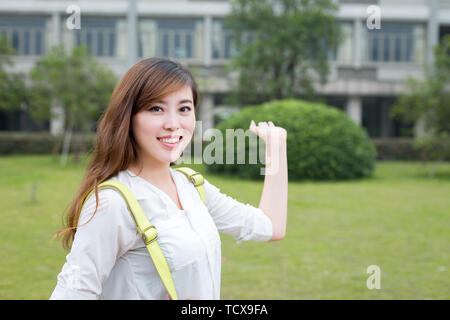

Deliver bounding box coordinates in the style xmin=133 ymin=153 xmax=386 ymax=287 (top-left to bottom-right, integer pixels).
xmin=163 ymin=110 xmax=181 ymax=130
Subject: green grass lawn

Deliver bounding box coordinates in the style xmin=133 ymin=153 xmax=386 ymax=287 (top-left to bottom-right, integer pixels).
xmin=0 ymin=154 xmax=449 ymax=299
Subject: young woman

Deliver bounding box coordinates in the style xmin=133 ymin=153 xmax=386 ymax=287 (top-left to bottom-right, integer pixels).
xmin=50 ymin=57 xmax=288 ymax=300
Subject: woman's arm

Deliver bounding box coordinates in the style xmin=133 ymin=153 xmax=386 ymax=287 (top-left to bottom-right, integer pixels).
xmin=250 ymin=120 xmax=288 ymax=241
xmin=50 ymin=190 xmax=137 ymax=299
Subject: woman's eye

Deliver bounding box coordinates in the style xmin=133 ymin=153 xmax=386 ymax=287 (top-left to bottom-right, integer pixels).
xmin=147 ymin=106 xmax=191 ymax=112
xmin=148 ymin=106 xmax=163 ymax=112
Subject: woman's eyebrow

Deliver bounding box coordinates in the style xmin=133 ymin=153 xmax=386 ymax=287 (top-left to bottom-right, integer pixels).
xmin=179 ymin=99 xmax=194 ymax=104
xmin=156 ymin=99 xmax=193 ymax=105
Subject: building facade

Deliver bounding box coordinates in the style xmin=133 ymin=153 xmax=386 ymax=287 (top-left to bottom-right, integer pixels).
xmin=0 ymin=0 xmax=449 ymax=138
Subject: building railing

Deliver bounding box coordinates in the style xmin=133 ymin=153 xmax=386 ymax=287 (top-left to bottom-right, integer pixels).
xmin=363 ymin=23 xmax=426 ymax=64
xmin=155 ymin=29 xmax=194 ymax=58
xmin=0 ymin=16 xmax=47 ymax=56
xmin=0 ymin=15 xmax=427 ymax=68
xmin=75 ymin=27 xmax=117 ymax=57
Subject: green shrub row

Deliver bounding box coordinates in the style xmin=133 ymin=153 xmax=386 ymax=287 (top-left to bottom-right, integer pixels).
xmin=372 ymin=138 xmax=450 ymax=161
xmin=0 ymin=132 xmax=95 ymax=155
xmin=1 ymin=132 xmax=449 ymax=162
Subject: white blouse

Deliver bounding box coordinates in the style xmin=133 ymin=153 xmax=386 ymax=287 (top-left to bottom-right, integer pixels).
xmin=49 ymin=167 xmax=273 ymax=300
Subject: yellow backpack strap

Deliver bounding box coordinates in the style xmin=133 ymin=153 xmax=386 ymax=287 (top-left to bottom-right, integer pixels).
xmin=81 ymin=180 xmax=178 ymax=300
xmin=174 ymin=167 xmax=205 ymax=203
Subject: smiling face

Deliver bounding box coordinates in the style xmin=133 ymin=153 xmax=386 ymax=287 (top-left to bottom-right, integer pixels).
xmin=130 ymin=85 xmax=196 ymax=166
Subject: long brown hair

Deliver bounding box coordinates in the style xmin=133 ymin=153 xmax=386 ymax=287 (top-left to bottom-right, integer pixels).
xmin=53 ymin=57 xmax=199 ymax=250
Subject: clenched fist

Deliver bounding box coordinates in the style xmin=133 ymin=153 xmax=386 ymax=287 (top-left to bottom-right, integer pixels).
xmin=249 ymin=120 xmax=287 ymax=144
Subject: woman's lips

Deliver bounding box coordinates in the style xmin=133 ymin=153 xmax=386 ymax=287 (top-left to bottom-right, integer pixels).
xmin=157 ymin=136 xmax=182 ymax=150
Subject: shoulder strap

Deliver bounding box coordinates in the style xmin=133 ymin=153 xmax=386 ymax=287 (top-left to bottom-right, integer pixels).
xmin=174 ymin=167 xmax=206 ymax=203
xmin=81 ymin=180 xmax=178 ymax=300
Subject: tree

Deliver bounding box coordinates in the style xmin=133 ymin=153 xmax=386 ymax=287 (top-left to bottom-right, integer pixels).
xmin=0 ymin=36 xmax=27 ymax=113
xmin=28 ymin=45 xmax=117 ymax=165
xmin=391 ymin=35 xmax=450 ymax=177
xmin=225 ymin=0 xmax=341 ymax=106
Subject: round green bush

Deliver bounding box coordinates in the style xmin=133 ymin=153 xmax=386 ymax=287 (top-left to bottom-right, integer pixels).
xmin=205 ymin=99 xmax=377 ymax=181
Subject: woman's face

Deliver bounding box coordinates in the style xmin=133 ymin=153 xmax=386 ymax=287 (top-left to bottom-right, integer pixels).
xmin=131 ymin=85 xmax=196 ymax=166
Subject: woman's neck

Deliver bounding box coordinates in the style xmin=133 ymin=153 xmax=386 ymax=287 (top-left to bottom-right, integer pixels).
xmin=128 ymin=160 xmax=172 ymax=186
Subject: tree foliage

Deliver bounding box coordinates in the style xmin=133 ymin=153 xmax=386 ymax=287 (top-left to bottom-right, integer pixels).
xmin=0 ymin=36 xmax=27 ymax=112
xmin=28 ymin=44 xmax=117 ymax=165
xmin=28 ymin=45 xmax=117 ymax=134
xmin=225 ymin=0 xmax=341 ymax=106
xmin=391 ymin=35 xmax=450 ymax=175
xmin=391 ymin=35 xmax=450 ymax=138
xmin=391 ymin=36 xmax=450 ymax=172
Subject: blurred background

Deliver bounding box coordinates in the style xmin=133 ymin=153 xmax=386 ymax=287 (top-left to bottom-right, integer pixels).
xmin=0 ymin=0 xmax=448 ymax=299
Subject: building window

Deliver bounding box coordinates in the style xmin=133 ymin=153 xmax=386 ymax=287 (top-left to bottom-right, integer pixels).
xmin=212 ymin=19 xmax=258 ymax=60
xmin=156 ymin=20 xmax=196 ymax=59
xmin=212 ymin=19 xmax=343 ymax=62
xmin=212 ymin=20 xmax=235 ymax=59
xmin=367 ymin=23 xmax=415 ymax=62
xmin=0 ymin=16 xmax=47 ymax=56
xmin=74 ymin=18 xmax=117 ymax=57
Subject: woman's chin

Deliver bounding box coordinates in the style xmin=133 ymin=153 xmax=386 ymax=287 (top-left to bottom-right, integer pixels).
xmin=163 ymin=153 xmax=183 ymax=164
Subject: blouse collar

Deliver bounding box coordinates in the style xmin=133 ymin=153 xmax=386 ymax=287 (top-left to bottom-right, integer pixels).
xmin=119 ymin=167 xmax=188 ymax=212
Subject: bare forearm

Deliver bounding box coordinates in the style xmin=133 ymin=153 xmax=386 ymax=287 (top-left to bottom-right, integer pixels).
xmin=258 ymin=139 xmax=288 ymax=241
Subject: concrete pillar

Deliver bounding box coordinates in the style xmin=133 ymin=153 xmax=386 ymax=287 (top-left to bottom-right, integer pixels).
xmin=127 ymin=0 xmax=138 ymax=67
xmin=427 ymin=0 xmax=439 ymax=66
xmin=194 ymin=20 xmax=204 ymax=60
xmin=353 ymin=17 xmax=362 ymax=69
xmin=51 ymin=11 xmax=61 ymax=47
xmin=117 ymin=20 xmax=128 ymax=59
xmin=203 ymin=15 xmax=212 ymax=67
xmin=140 ymin=20 xmax=157 ymax=58
xmin=199 ymin=93 xmax=214 ymax=140
xmin=346 ymin=96 xmax=362 ymax=126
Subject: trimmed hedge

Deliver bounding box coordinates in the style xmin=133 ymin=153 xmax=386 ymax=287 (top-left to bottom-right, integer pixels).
xmin=206 ymin=99 xmax=377 ymax=181
xmin=0 ymin=131 xmax=95 ymax=155
xmin=1 ymin=132 xmax=449 ymax=162
xmin=372 ymin=138 xmax=450 ymax=161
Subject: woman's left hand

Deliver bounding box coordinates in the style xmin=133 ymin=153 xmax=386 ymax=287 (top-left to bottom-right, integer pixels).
xmin=249 ymin=120 xmax=287 ymax=144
